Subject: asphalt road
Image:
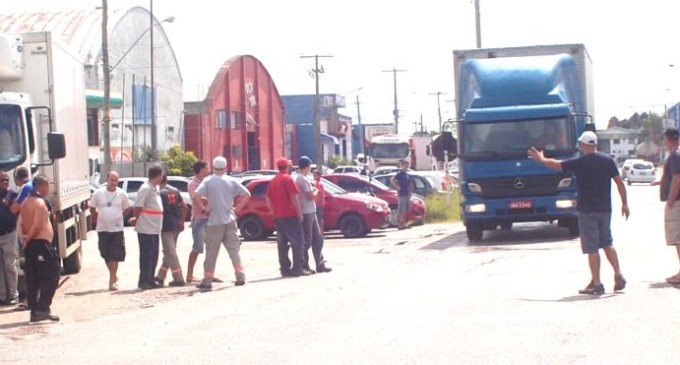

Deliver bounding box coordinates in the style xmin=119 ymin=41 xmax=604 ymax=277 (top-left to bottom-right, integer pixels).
xmin=3 ymin=183 xmax=680 ymax=364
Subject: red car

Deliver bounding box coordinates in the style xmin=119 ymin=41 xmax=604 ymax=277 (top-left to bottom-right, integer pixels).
xmin=322 ymin=173 xmax=426 ymax=227
xmin=236 ymin=176 xmax=390 ymax=241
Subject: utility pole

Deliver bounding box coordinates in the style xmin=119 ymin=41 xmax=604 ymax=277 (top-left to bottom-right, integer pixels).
xmin=474 ymin=0 xmax=482 ymax=48
xmin=429 ymin=91 xmax=447 ymax=132
xmin=355 ymin=94 xmax=363 ymax=154
xmin=382 ymin=68 xmax=407 ymax=134
xmin=301 ymin=54 xmax=332 ymax=166
xmin=149 ymin=0 xmax=157 ymax=154
xmin=101 ymin=0 xmax=111 ymax=177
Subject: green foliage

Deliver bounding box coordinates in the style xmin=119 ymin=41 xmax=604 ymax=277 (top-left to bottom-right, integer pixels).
xmin=161 ymin=144 xmax=197 ymax=176
xmin=423 ymin=189 xmax=461 ymax=223
xmin=327 ymin=154 xmax=351 ymax=169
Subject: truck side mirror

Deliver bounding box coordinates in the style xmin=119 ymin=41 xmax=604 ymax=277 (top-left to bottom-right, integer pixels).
xmin=47 ymin=132 xmax=66 ymax=160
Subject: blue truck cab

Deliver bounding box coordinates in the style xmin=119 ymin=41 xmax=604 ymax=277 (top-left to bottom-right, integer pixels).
xmin=453 ymin=45 xmax=594 ymax=241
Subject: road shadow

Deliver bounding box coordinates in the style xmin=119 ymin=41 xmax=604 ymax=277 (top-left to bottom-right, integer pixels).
xmin=519 ymin=293 xmax=620 ymax=303
xmin=421 ymin=223 xmax=575 ymax=251
xmin=64 ymin=288 xmax=110 ymax=297
xmin=648 ymin=281 xmax=680 ymax=289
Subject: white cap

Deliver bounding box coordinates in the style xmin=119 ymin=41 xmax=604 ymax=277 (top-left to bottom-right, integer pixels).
xmin=212 ymin=156 xmax=227 ymax=170
xmin=578 ymin=131 xmax=597 ymax=145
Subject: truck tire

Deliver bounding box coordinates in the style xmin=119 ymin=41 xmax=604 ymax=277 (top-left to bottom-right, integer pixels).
xmin=239 ymin=216 xmax=266 ymax=241
xmin=339 ymin=214 xmax=367 ymax=238
xmin=62 ymin=244 xmax=83 ymax=274
xmin=466 ymin=223 xmax=483 ymax=242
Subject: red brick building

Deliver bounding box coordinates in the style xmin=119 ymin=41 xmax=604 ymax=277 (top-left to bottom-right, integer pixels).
xmin=184 ymin=55 xmax=284 ymax=172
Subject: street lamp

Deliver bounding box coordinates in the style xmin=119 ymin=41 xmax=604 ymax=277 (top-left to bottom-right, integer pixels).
xmin=101 ymin=1 xmax=174 ymax=176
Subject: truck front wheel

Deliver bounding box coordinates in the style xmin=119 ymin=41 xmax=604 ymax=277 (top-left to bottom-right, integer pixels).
xmin=466 ymin=223 xmax=483 ymax=242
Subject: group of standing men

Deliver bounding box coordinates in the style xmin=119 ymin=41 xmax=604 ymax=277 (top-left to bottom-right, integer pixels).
xmin=89 ymin=157 xmax=251 ymax=293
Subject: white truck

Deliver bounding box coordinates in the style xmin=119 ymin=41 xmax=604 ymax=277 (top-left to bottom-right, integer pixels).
xmin=409 ymin=134 xmax=435 ymax=171
xmin=0 ymin=31 xmax=90 ymax=274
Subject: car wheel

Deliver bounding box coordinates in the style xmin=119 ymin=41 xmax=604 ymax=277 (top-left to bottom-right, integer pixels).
xmin=339 ymin=214 xmax=367 ymax=238
xmin=388 ymin=205 xmax=398 ymax=227
xmin=239 ymin=216 xmax=266 ymax=241
xmin=466 ymin=223 xmax=483 ymax=242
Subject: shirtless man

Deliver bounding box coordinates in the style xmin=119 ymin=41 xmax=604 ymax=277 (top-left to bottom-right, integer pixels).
xmin=19 ymin=174 xmax=60 ymax=322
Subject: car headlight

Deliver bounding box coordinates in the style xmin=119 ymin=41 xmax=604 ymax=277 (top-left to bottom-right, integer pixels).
xmin=366 ymin=203 xmax=383 ymax=212
xmin=465 ymin=203 xmax=486 ymax=213
xmin=467 ymin=183 xmax=482 ymax=193
xmin=558 ymin=177 xmax=573 ymax=188
xmin=555 ymin=199 xmax=576 ymax=209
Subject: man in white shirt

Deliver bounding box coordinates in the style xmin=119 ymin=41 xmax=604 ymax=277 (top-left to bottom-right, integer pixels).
xmin=89 ymin=171 xmax=130 ymax=291
xmin=132 ymin=166 xmax=164 ymax=290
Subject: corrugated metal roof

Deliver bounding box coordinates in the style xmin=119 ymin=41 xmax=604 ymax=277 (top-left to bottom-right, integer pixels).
xmin=0 ymin=8 xmax=130 ymax=66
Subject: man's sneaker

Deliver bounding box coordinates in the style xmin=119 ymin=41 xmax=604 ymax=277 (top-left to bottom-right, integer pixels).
xmin=196 ymin=282 xmax=212 ymax=290
xmin=578 ymin=282 xmax=605 ymax=295
xmin=289 ymin=269 xmax=313 ymax=277
xmin=30 ymin=311 xmax=60 ymax=322
xmin=614 ymin=274 xmax=627 ymax=291
xmin=316 ymin=264 xmax=333 ymax=273
xmin=168 ymin=280 xmax=186 ymax=287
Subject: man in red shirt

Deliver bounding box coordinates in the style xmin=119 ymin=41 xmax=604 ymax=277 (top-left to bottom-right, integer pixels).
xmin=266 ymin=157 xmax=312 ymax=277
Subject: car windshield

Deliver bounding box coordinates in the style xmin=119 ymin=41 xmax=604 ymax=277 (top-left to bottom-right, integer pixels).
xmin=462 ymin=117 xmax=576 ymax=160
xmin=320 ymin=178 xmax=346 ymax=194
xmin=368 ymin=176 xmax=392 ymax=190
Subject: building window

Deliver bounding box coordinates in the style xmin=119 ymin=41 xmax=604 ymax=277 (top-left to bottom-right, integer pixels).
xmin=87 ymin=109 xmax=99 ymax=146
xmin=217 ymin=110 xmax=227 ymax=129
xmin=230 ymin=111 xmax=243 ymax=130
xmin=613 ymin=139 xmax=620 ymax=145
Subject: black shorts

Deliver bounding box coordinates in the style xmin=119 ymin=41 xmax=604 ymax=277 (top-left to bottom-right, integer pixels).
xmin=98 ymin=231 xmax=126 ymax=262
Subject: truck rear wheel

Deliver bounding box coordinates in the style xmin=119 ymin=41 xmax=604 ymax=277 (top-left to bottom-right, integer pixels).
xmin=62 ymin=244 xmax=83 ymax=274
xmin=466 ymin=223 xmax=483 ymax=242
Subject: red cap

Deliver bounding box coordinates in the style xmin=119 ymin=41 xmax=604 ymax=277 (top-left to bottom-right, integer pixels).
xmin=276 ymin=157 xmax=289 ymax=170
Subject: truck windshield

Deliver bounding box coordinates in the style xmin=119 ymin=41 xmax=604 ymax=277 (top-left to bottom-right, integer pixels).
xmin=0 ymin=104 xmax=26 ymax=169
xmin=370 ymin=143 xmax=409 ymax=159
xmin=461 ymin=118 xmax=576 ymax=161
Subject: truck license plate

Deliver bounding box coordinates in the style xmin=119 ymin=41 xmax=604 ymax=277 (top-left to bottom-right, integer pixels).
xmin=509 ymin=200 xmax=533 ymax=209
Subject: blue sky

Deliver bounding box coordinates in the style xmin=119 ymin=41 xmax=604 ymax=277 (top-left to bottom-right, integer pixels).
xmin=4 ymin=0 xmax=680 ymax=132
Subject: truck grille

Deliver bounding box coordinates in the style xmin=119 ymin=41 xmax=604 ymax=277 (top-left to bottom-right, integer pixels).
xmin=470 ymin=173 xmax=570 ymax=199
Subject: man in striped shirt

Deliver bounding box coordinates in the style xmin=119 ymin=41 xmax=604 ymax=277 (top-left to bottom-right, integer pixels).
xmin=131 ymin=165 xmax=164 ymax=290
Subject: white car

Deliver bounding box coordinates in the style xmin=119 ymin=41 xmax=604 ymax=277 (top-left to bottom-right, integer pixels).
xmin=333 ymin=165 xmax=364 ymax=174
xmin=117 ymin=176 xmax=193 ymax=221
xmin=621 ymin=158 xmax=644 ymax=180
xmin=627 ymin=161 xmax=656 ymax=185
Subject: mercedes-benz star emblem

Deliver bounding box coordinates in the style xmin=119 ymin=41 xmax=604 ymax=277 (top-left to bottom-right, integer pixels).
xmin=513 ymin=177 xmax=526 ymax=189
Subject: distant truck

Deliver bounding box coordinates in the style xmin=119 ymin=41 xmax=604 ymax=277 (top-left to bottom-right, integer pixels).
xmin=0 ymin=32 xmax=91 ymax=273
xmin=368 ymin=134 xmax=410 ymax=169
xmin=409 ymin=134 xmax=435 ymax=171
xmin=453 ymin=44 xmax=594 ymax=241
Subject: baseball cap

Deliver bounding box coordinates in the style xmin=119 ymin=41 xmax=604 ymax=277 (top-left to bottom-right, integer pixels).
xmin=212 ymin=156 xmax=227 ymax=170
xmin=298 ymin=156 xmax=312 ymax=169
xmin=276 ymin=157 xmax=290 ymax=170
xmin=664 ymin=127 xmax=680 ymax=140
xmin=578 ymin=131 xmax=597 ymax=145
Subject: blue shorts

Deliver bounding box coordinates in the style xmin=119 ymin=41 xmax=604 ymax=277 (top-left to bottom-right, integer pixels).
xmin=577 ymin=212 xmax=613 ymax=254
xmin=397 ymin=195 xmax=410 ymax=214
xmin=191 ymin=218 xmax=208 ymax=254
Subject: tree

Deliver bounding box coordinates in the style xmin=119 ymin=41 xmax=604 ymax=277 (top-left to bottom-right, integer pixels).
xmin=161 ymin=144 xmax=197 ymax=176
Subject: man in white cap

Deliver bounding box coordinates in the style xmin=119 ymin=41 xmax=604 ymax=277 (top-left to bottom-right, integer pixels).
xmin=528 ymin=130 xmax=629 ymax=295
xmin=194 ymin=156 xmax=251 ymax=289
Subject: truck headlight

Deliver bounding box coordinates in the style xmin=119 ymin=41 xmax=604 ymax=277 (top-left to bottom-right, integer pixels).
xmin=465 ymin=203 xmax=486 ymax=213
xmin=467 ymin=183 xmax=482 ymax=193
xmin=366 ymin=203 xmax=383 ymax=212
xmin=555 ymin=199 xmax=576 ymax=209
xmin=558 ymin=177 xmax=573 ymax=188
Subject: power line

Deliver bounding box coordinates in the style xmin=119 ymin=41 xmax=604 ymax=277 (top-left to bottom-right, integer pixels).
xmin=382 ymin=68 xmax=407 ymax=134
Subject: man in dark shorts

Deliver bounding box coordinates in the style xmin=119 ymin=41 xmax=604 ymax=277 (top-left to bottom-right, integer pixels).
xmin=390 ymin=160 xmax=412 ymax=230
xmin=266 ymin=157 xmax=311 ymax=277
xmin=89 ymin=171 xmax=131 ymax=290
xmin=528 ymin=131 xmax=629 ymax=295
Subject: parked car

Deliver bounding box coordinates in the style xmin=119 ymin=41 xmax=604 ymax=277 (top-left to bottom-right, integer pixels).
xmin=322 ymin=173 xmax=426 ymax=227
xmin=372 ymin=171 xmax=445 ymax=197
xmin=621 ymin=158 xmax=645 ymax=180
xmin=372 ymin=166 xmax=402 ymax=176
xmin=333 ymin=165 xmax=363 ymax=174
xmin=236 ymin=176 xmax=390 ymax=240
xmin=627 ymin=161 xmax=656 ymax=185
